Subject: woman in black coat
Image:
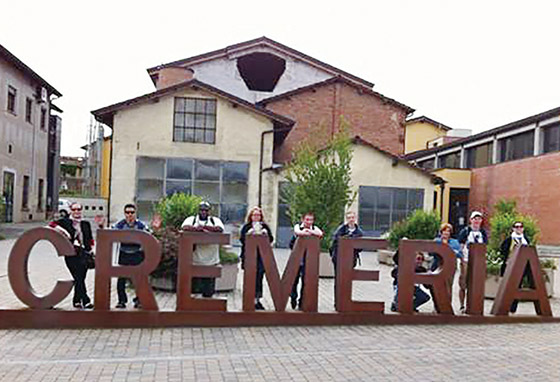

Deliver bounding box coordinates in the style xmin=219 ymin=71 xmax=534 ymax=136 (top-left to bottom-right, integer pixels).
xmin=499 ymin=221 xmax=531 ymax=313
xmin=49 ymin=202 xmax=94 ymax=309
xmin=239 ymin=206 xmax=274 ymax=310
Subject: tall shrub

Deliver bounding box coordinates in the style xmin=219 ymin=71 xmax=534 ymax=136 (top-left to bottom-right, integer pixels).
xmin=387 ymin=210 xmax=441 ymax=249
xmin=282 ymin=121 xmax=355 ymax=250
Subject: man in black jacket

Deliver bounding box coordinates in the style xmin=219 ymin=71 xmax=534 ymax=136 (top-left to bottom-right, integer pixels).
xmin=48 ymin=202 xmax=94 ymax=309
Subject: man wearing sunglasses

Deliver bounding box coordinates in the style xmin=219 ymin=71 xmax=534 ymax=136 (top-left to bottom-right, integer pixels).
xmin=112 ymin=204 xmax=149 ymax=309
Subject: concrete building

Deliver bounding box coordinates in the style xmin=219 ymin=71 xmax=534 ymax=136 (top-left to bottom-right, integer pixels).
xmin=93 ymin=37 xmax=441 ymax=245
xmin=404 ymin=106 xmax=560 ymax=245
xmin=0 ymin=43 xmax=62 ymax=222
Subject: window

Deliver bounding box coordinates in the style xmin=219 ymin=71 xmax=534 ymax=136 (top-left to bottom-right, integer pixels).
xmin=438 ymin=151 xmax=461 ymax=168
xmin=135 ymin=156 xmax=249 ymax=225
xmin=37 ymin=179 xmax=44 ymax=211
xmin=499 ymin=130 xmax=534 ymax=162
xmin=466 ymin=142 xmax=493 ymax=168
xmin=7 ymin=86 xmax=16 ymax=114
xmin=40 ymin=108 xmax=47 ymax=131
xmin=173 ymin=97 xmax=217 ymax=144
xmin=25 ymin=98 xmax=33 ymax=123
xmin=22 ymin=176 xmax=29 ymax=210
xmin=543 ymin=123 xmax=560 ymax=154
xmin=417 ymin=158 xmax=435 ymax=170
xmin=359 ymin=186 xmax=424 ymax=236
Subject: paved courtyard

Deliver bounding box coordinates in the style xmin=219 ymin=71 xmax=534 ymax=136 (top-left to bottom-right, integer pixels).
xmin=0 ymin=234 xmax=559 ymax=380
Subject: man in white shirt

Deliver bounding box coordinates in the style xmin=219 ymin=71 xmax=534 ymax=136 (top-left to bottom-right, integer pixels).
xmin=290 ymin=212 xmax=323 ymax=309
xmin=181 ymin=201 xmax=225 ymax=297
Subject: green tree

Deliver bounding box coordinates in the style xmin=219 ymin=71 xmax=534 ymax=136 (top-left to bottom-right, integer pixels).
xmin=155 ymin=192 xmax=202 ymax=229
xmin=282 ymin=120 xmax=356 ymax=250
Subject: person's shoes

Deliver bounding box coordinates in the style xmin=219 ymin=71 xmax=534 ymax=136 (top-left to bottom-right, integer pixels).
xmin=133 ymin=300 xmax=142 ymax=309
xmin=297 ymin=301 xmax=303 ymax=311
xmin=290 ymin=297 xmax=297 ymax=309
xmin=390 ymin=302 xmax=397 ymax=312
xmin=116 ymin=302 xmax=126 ymax=309
xmin=255 ymin=301 xmax=265 ymax=310
xmin=459 ymin=305 xmax=466 ymax=314
xmin=83 ymin=303 xmax=94 ymax=310
xmin=73 ymin=302 xmax=83 ymax=309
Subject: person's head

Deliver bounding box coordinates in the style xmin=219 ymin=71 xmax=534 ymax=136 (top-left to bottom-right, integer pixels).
xmin=246 ymin=206 xmax=264 ymax=223
xmin=512 ymin=221 xmax=524 ymax=235
xmin=302 ymin=212 xmax=315 ymax=228
xmin=415 ymin=253 xmax=424 ymax=266
xmin=198 ymin=201 xmax=211 ymax=219
xmin=345 ymin=211 xmax=357 ymax=226
xmin=123 ymin=204 xmax=137 ymax=223
xmin=470 ymin=211 xmax=483 ymax=229
xmin=70 ymin=202 xmax=82 ymax=220
xmin=440 ymin=223 xmax=453 ymax=240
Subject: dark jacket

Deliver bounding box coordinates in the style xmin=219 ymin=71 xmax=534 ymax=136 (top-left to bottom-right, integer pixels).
xmin=329 ymin=223 xmax=364 ymax=261
xmin=499 ymin=234 xmax=530 ymax=276
xmin=49 ymin=217 xmax=94 ymax=252
xmin=113 ymin=219 xmax=148 ymax=254
xmin=457 ymin=226 xmax=488 ymax=245
xmin=239 ymin=222 xmax=274 ymax=268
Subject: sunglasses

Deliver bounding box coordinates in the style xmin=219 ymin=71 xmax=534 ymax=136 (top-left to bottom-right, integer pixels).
xmin=125 ymin=210 xmax=136 ymax=215
xmin=71 ymin=208 xmax=82 ymax=211
xmin=513 ymin=225 xmax=523 ymax=228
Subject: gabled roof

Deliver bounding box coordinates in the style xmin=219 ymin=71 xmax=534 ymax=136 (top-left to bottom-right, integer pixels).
xmin=406 ymin=116 xmax=452 ymax=131
xmin=91 ymin=78 xmax=295 ymax=128
xmin=404 ymin=105 xmax=560 ymax=161
xmin=257 ymin=76 xmax=414 ymax=114
xmin=352 ymin=136 xmax=444 ymax=184
xmin=146 ymin=36 xmax=374 ymax=89
xmin=0 ymin=43 xmax=62 ymax=97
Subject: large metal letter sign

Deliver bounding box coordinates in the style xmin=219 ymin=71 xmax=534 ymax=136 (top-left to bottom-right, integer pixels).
xmin=8 ymin=227 xmax=76 ymax=309
xmin=243 ymin=236 xmax=320 ymax=312
xmin=335 ymin=238 xmax=387 ymax=313
xmin=176 ymin=232 xmax=230 ymax=312
xmin=397 ymin=240 xmax=456 ymax=315
xmin=491 ymin=245 xmax=552 ymax=316
xmin=466 ymin=243 xmax=487 ymax=315
xmin=94 ymin=229 xmax=162 ymax=311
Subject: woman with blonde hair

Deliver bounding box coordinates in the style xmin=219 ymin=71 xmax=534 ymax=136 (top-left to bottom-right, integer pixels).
xmin=239 ymin=206 xmax=274 ymax=310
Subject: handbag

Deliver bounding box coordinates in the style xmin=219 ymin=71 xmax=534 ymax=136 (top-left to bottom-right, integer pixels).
xmin=83 ymin=250 xmax=96 ymax=269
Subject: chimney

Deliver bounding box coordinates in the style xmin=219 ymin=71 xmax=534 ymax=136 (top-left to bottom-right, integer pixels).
xmin=156 ymin=67 xmax=194 ymax=89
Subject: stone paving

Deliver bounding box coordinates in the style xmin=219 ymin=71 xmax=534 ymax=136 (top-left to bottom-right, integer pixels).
xmin=0 ymin=234 xmax=560 ymax=380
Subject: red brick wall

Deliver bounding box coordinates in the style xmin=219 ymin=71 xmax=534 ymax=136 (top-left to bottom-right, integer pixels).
xmin=264 ymin=82 xmax=407 ymax=163
xmin=469 ymin=151 xmax=560 ymax=245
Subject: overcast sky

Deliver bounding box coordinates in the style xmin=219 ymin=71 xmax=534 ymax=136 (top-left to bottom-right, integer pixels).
xmin=2 ymin=0 xmax=560 ymax=156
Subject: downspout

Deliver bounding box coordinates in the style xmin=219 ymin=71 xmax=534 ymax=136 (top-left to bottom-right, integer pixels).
xmin=439 ymin=180 xmax=445 ymax=221
xmin=106 ymin=124 xmax=114 ymax=228
xmin=258 ymin=125 xmax=293 ymax=207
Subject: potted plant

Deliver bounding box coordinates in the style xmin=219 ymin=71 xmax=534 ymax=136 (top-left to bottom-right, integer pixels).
xmin=385 ymin=209 xmax=441 ymax=264
xmin=485 ymin=199 xmax=555 ymax=298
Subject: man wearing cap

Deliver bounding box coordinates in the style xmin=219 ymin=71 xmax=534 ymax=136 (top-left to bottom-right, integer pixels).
xmin=456 ymin=211 xmax=488 ymax=313
xmin=181 ymin=201 xmax=225 ymax=297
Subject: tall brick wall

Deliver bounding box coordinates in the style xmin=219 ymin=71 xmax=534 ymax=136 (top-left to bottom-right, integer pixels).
xmin=469 ymin=151 xmax=560 ymax=245
xmin=264 ymin=82 xmax=407 ymax=163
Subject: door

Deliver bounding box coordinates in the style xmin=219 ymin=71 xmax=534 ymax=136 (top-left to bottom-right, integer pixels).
xmin=2 ymin=171 xmax=14 ymax=222
xmin=448 ymin=188 xmax=469 ymax=236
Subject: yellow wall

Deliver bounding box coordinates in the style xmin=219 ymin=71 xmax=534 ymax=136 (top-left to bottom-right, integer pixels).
xmin=348 ymin=144 xmax=437 ymax=213
xmin=405 ymin=121 xmax=447 ymax=154
xmin=432 ymin=168 xmax=471 ymax=223
xmin=100 ymin=138 xmax=111 ymax=199
xmin=110 ymin=87 xmax=276 ymax=227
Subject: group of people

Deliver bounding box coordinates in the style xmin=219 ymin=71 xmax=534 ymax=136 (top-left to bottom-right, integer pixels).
xmin=49 ymin=200 xmax=533 ymax=314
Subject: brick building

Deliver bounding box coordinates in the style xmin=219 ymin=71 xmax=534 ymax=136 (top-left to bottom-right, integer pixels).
xmin=93 ymin=37 xmax=441 ymax=244
xmin=404 ymin=106 xmax=560 ymax=245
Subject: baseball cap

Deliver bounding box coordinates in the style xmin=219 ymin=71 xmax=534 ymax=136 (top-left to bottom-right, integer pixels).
xmin=470 ymin=211 xmax=483 ymax=219
xmin=199 ymin=201 xmax=211 ymax=210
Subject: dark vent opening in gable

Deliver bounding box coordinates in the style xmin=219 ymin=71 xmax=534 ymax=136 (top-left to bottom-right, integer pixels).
xmin=237 ymin=53 xmax=286 ymax=92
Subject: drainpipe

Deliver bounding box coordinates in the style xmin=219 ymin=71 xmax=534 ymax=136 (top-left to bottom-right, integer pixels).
xmin=258 ymin=125 xmax=293 ymax=207
xmin=439 ymin=181 xmax=446 ymax=221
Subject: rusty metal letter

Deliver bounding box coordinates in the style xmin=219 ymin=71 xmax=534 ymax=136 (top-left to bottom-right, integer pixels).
xmin=466 ymin=243 xmax=487 ymax=315
xmin=94 ymin=230 xmax=161 ymax=311
xmin=491 ymin=245 xmax=552 ymax=316
xmin=243 ymin=236 xmax=320 ymax=312
xmin=397 ymin=240 xmax=456 ymax=315
xmin=176 ymin=232 xmax=230 ymax=312
xmin=335 ymin=238 xmax=387 ymax=313
xmin=8 ymin=227 xmax=76 ymax=309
